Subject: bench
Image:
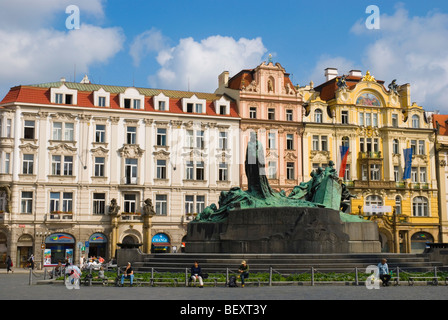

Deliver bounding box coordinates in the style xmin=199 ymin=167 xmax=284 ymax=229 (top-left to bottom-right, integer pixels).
xmin=408 ymin=276 xmax=439 ymax=286
xmin=151 ymin=277 xmax=181 ymax=287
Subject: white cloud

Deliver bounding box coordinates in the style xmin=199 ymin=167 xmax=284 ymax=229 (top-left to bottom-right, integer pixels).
xmin=129 ymin=28 xmax=170 ymax=67
xmin=137 ymin=34 xmax=267 ymax=92
xmin=308 ymin=55 xmax=358 ymax=85
xmin=353 ymin=6 xmax=448 ymax=111
xmin=0 ymin=0 xmax=124 ymax=97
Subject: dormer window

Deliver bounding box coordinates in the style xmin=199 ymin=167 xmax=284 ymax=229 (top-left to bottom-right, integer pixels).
xmin=153 ymin=92 xmax=169 ymax=111
xmin=214 ymin=96 xmax=230 ymax=115
xmin=94 ymin=88 xmax=110 ymax=107
xmin=51 ymin=84 xmax=78 ymax=105
xmin=182 ymin=95 xmax=206 ymax=114
xmin=119 ymin=88 xmax=144 ymax=110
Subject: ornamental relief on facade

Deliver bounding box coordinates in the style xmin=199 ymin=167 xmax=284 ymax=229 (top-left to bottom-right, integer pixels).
xmin=118 ymin=144 xmax=144 ymax=158
xmin=47 ymin=143 xmax=77 ymax=155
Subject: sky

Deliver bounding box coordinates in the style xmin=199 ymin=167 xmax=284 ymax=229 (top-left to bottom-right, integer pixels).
xmin=1 ymin=0 xmax=448 ymax=112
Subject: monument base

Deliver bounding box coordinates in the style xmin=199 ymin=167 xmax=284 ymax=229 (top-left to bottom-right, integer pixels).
xmin=186 ymin=207 xmax=380 ymax=254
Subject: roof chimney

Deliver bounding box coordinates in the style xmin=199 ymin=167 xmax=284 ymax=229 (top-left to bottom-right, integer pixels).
xmin=60 ymin=77 xmax=66 ymax=82
xmin=325 ymin=68 xmax=338 ymax=81
xmin=218 ymin=71 xmax=229 ymax=88
xmin=349 ymin=70 xmax=362 ymax=77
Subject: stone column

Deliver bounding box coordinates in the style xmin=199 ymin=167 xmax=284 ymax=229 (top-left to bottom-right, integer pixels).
xmin=143 ymin=214 xmax=153 ymax=253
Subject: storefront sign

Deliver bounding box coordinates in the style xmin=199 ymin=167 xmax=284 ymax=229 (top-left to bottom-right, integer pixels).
xmin=152 ymin=233 xmax=170 ymax=246
xmin=46 ymin=233 xmax=75 ymax=243
xmin=89 ymin=233 xmax=107 ymax=243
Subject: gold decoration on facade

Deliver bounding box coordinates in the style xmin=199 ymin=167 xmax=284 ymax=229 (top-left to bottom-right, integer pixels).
xmin=362 ymin=70 xmax=376 ymax=82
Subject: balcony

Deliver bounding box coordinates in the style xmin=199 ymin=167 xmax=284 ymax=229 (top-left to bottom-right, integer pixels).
xmin=359 ymin=151 xmax=382 ymax=159
xmin=48 ymin=212 xmax=73 ymax=220
xmin=120 ymin=213 xmax=143 ymax=221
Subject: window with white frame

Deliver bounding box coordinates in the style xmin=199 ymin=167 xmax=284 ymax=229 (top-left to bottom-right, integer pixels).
xmin=185 ymin=161 xmax=205 ymax=180
xmin=186 ymin=130 xmax=194 ymax=148
xmin=94 ymin=157 xmax=105 ymax=177
xmin=286 ymin=134 xmax=294 ymax=150
xmin=51 ymin=155 xmax=73 ymax=176
xmin=413 ymin=196 xmax=428 ymax=216
xmin=156 ymin=128 xmax=167 ymax=146
xmin=154 ymin=92 xmax=169 ymax=111
xmin=120 ymin=88 xmax=144 ymax=110
xmin=182 ymin=95 xmax=206 ymax=114
xmin=24 ymin=120 xmax=35 ymax=139
xmin=214 ymin=96 xmax=230 ymax=115
xmin=93 ymin=193 xmax=106 ymax=215
xmin=95 ymin=124 xmax=106 ymax=143
xmin=268 ymin=132 xmax=276 ymax=149
xmin=125 ymin=158 xmax=138 ymax=184
xmin=286 ymin=162 xmax=295 ymax=180
xmin=218 ymin=131 xmax=228 ymax=150
xmin=341 ymin=110 xmax=349 ymax=124
xmin=50 ymin=192 xmax=73 ymax=213
xmin=314 ymin=109 xmax=323 ymax=123
xmin=52 ymin=122 xmax=74 ymax=141
xmin=286 ymin=109 xmax=293 ymax=121
xmin=249 ymin=107 xmax=257 ymax=119
xmin=155 ymin=194 xmax=167 ymax=215
xmin=218 ymin=162 xmax=228 ymax=181
xmin=392 ymin=139 xmax=399 ymax=154
xmin=21 ymin=191 xmax=33 ymax=214
xmin=196 ymin=130 xmax=204 ymax=149
xmin=156 ymin=160 xmax=166 ymax=179
xmin=22 ymin=154 xmax=34 ymax=174
xmin=123 ymin=194 xmax=137 ymax=213
xmin=94 ymin=88 xmax=110 ymax=107
xmin=412 ymin=115 xmax=420 ymax=128
xmin=185 ymin=195 xmax=194 ymax=214
xmin=395 ymin=196 xmax=402 ymax=214
xmin=51 ymin=85 xmax=78 ymax=105
xmin=126 ymin=126 xmax=137 ymax=144
xmin=268 ymin=161 xmax=277 ymax=179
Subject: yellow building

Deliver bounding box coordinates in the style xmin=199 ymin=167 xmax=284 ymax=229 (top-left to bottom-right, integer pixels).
xmin=299 ymin=68 xmax=439 ymax=253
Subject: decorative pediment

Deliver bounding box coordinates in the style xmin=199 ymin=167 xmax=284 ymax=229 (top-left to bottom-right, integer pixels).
xmin=284 ymin=152 xmax=298 ymax=161
xmin=118 ymin=144 xmax=144 ymax=158
xmin=48 ymin=143 xmax=77 ymax=154
xmin=91 ymin=146 xmax=109 ymax=156
xmin=19 ymin=143 xmax=39 ymax=153
xmin=153 ymin=149 xmax=170 ymax=159
xmin=181 ymin=148 xmax=207 ymax=158
xmin=50 ymin=112 xmax=77 ymax=120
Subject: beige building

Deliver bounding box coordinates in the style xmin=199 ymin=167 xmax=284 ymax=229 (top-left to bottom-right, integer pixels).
xmin=0 ymin=77 xmax=240 ymax=268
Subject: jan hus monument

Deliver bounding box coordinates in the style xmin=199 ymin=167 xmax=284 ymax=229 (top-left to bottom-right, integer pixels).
xmin=186 ymin=133 xmax=381 ymax=253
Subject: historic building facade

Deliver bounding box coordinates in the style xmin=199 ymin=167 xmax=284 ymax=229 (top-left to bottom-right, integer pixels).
xmin=299 ymin=68 xmax=439 ymax=253
xmin=0 ymin=77 xmax=240 ymax=267
xmin=215 ymin=60 xmax=304 ymax=193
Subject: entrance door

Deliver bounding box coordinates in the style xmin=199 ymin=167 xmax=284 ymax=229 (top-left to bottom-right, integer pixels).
xmin=411 ymin=232 xmax=433 ymax=253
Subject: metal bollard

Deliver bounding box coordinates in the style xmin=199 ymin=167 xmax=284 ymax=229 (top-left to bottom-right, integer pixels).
xmin=311 ymin=267 xmax=314 ymax=286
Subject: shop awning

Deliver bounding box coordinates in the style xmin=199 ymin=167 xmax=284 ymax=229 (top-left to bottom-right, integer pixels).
xmin=152 ymin=242 xmax=170 ymax=247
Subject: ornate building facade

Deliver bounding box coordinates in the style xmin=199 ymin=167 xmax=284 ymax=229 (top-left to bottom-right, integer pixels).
xmin=0 ymin=77 xmax=240 ymax=267
xmin=216 ymin=61 xmax=304 ymax=193
xmin=299 ymin=68 xmax=439 ymax=253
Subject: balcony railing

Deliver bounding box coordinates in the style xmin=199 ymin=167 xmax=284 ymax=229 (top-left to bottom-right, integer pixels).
xmin=359 ymin=151 xmax=382 ymax=159
xmin=48 ymin=212 xmax=73 ymax=220
xmin=120 ymin=213 xmax=143 ymax=221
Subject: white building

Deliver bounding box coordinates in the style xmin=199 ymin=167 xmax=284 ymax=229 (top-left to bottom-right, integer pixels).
xmin=0 ymin=77 xmax=240 ymax=268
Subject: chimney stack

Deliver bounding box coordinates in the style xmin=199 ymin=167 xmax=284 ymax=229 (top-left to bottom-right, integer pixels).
xmin=324 ymin=68 xmax=338 ymax=81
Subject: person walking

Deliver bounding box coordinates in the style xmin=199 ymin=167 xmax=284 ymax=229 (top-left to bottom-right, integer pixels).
xmin=28 ymin=254 xmax=35 ymax=270
xmin=6 ymin=256 xmax=13 ymax=273
xmin=238 ymin=260 xmax=249 ymax=288
xmin=190 ymin=261 xmax=204 ymax=288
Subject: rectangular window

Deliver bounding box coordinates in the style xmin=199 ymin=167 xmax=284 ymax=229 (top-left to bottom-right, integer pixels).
xmin=185 ymin=195 xmax=194 ymax=214
xmin=286 ymin=134 xmax=294 ymax=150
xmin=219 ymin=105 xmax=226 ymax=115
xmin=94 ymin=157 xmax=105 ymax=177
xmin=63 ymin=156 xmax=73 ymax=176
xmin=98 ymin=96 xmax=106 ymax=107
xmin=124 ymin=194 xmax=136 ymax=213
xmin=93 ymin=193 xmax=106 ymax=215
xmin=127 ymin=126 xmax=136 ymax=144
xmin=370 ymin=164 xmax=380 ymax=180
xmin=21 ymin=191 xmax=33 ymax=214
xmin=344 ymin=164 xmax=350 ymax=181
xmin=156 ymin=128 xmax=167 ymax=146
xmin=196 ymin=130 xmax=204 ymax=149
xmin=156 ymin=160 xmax=166 ymax=179
xmin=286 ymin=162 xmax=294 ymax=180
xmin=6 ymin=119 xmax=11 ymax=138
xmin=62 ymin=192 xmax=73 ymax=212
xmin=411 ymin=167 xmax=418 ymax=183
xmin=95 ymin=124 xmax=106 ymax=143
xmin=365 ymin=113 xmax=371 ymax=127
xmin=195 ymin=103 xmax=203 ymax=113
xmin=312 ymin=135 xmax=319 ymax=151
xmin=341 ymin=110 xmax=349 ymax=124
xmin=359 ymin=113 xmax=364 ymax=126
xmin=125 ymin=158 xmax=138 ymax=184
xmin=268 ymin=161 xmax=277 ymax=179
xmin=268 ymin=108 xmax=275 ymax=120
xmin=219 ymin=132 xmax=228 ymax=150
xmin=196 ymin=195 xmax=205 ymax=213
xmin=155 ymin=195 xmax=167 ymax=215
xmin=392 ymin=114 xmax=398 ymax=128
xmin=55 ymin=93 xmax=63 ymax=104
xmin=22 ymin=154 xmax=34 ymax=174
xmin=286 ymin=110 xmax=293 ymax=121
xmin=196 ymin=161 xmax=205 ymax=180
xmin=53 ymin=122 xmax=62 ymax=140
xmin=410 ymin=140 xmax=417 ymax=155
xmin=124 ymin=98 xmax=131 ymax=109
xmin=268 ymin=132 xmax=276 ymax=149
xmin=186 ymin=161 xmax=194 ymax=180
xmin=65 ymin=94 xmax=73 ymax=105
xmin=321 ymin=136 xmax=328 ymax=151
xmin=418 ymin=140 xmax=425 ymax=155
xmin=218 ymin=162 xmax=228 ymax=181
xmin=360 ymin=138 xmax=365 ymax=152
xmin=186 ymin=130 xmax=194 ymax=148
xmin=158 ymin=101 xmax=166 ymax=111
xmin=249 ymin=107 xmax=257 ymax=119
xmin=24 ymin=120 xmax=35 ymax=139
xmin=394 ymin=166 xmax=400 ymax=182
xmin=50 ymin=192 xmax=60 ymax=213
xmin=373 ymin=113 xmax=378 ymax=127
xmin=133 ymin=99 xmax=140 ymax=109
xmin=4 ymin=153 xmax=9 ymax=174
xmin=419 ymin=167 xmax=427 ymax=183
xmin=187 ymin=103 xmax=193 ymax=113
xmin=52 ymin=155 xmax=61 ymax=175
xmin=64 ymin=123 xmax=74 ymax=141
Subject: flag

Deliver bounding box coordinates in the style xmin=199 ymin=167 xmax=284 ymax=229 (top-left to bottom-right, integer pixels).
xmin=403 ymin=148 xmax=413 ymax=180
xmin=338 ymin=145 xmax=350 ymax=178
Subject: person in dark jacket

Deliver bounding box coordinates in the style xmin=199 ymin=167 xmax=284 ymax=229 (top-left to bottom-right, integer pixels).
xmin=190 ymin=261 xmax=203 ymax=288
xmin=238 ymin=260 xmax=249 ymax=287
xmin=6 ymin=256 xmax=13 ymax=273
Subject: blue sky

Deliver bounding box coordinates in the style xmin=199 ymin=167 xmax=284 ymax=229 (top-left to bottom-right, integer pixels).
xmin=1 ymin=0 xmax=448 ymax=111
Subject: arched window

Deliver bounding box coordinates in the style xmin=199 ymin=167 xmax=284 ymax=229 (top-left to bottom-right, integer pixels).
xmin=392 ymin=139 xmax=399 ymax=154
xmin=395 ymin=195 xmax=402 ymax=214
xmin=413 ymin=196 xmax=428 ymax=216
xmin=412 ymin=115 xmax=420 ymax=128
xmin=314 ymin=109 xmax=323 ymax=123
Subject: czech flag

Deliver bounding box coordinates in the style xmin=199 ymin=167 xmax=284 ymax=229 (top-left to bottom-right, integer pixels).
xmin=339 ymin=145 xmax=350 ymax=178
xmin=403 ymin=148 xmax=413 ymax=180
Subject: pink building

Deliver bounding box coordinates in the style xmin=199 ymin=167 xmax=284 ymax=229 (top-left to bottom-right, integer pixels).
xmin=216 ymin=61 xmax=304 ymax=192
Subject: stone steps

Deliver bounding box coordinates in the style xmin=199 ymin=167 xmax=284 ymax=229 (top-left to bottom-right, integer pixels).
xmin=132 ymin=253 xmax=444 ymax=274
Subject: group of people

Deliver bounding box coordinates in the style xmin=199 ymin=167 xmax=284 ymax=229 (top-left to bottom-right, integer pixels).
xmin=190 ymin=260 xmax=249 ymax=288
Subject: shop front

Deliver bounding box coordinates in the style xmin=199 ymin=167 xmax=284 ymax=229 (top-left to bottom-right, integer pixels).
xmin=44 ymin=233 xmax=75 ymax=266
xmin=88 ymin=233 xmax=108 ymax=259
xmin=17 ymin=234 xmax=34 ymax=268
xmin=411 ymin=232 xmax=434 ymax=253
xmin=151 ymin=233 xmax=171 ymax=253
xmin=0 ymin=232 xmax=7 ymax=268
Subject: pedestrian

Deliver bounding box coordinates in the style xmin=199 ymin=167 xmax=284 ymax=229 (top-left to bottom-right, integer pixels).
xmin=120 ymin=262 xmax=134 ymax=287
xmin=190 ymin=261 xmax=204 ymax=288
xmin=6 ymin=256 xmax=13 ymax=274
xmin=378 ymin=258 xmax=391 ymax=286
xmin=28 ymin=254 xmax=35 ymax=270
xmin=238 ymin=260 xmax=249 ymax=288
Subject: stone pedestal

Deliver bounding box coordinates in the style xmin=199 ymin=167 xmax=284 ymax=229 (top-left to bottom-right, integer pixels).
xmin=186 ymin=207 xmax=380 ymax=253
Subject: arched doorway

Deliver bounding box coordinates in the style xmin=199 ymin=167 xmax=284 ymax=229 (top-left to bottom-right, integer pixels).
xmin=411 ymin=232 xmax=433 ymax=253
xmin=88 ymin=233 xmax=108 ymax=260
xmin=151 ymin=233 xmax=171 ymax=253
